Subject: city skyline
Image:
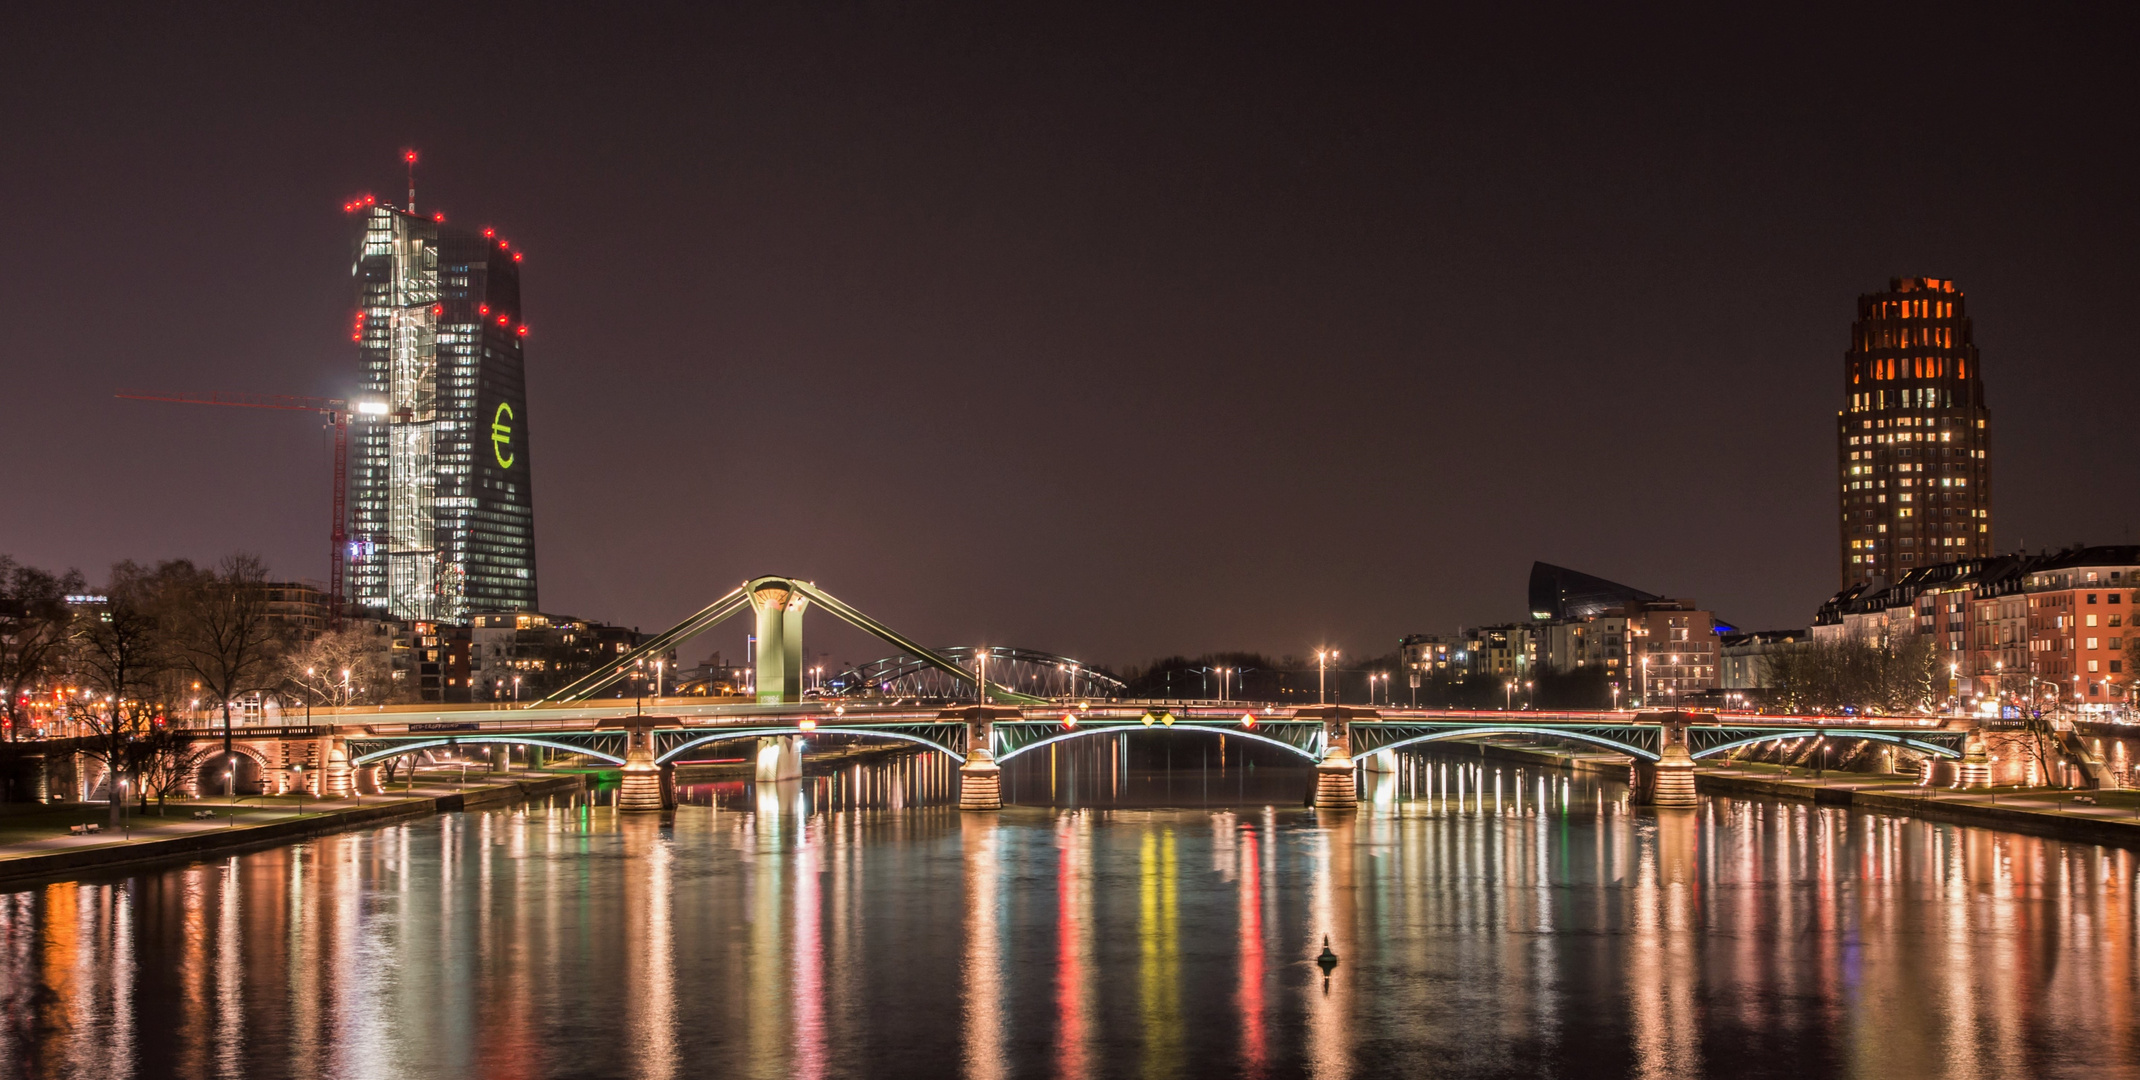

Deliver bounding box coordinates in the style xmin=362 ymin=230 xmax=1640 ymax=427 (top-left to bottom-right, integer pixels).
xmin=2 ymin=6 xmax=2135 ymax=667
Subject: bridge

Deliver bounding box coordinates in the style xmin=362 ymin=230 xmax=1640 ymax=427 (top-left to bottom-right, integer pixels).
xmin=22 ymin=575 xmax=1990 ymax=810
xmin=69 ymin=697 xmax=1976 ymax=815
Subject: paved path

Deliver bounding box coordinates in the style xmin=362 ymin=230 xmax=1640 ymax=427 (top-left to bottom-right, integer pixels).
xmin=0 ymin=770 xmax=571 ymax=863
xmin=1699 ymin=762 xmax=2140 ymax=828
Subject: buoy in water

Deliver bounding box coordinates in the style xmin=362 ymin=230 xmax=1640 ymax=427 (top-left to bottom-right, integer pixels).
xmin=1316 ymin=935 xmax=1339 ymax=973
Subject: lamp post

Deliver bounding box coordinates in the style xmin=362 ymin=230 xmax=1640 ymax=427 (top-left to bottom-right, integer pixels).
xmin=303 ymin=666 xmax=315 ymax=727
xmin=1317 ymin=650 xmax=1336 ymax=705
xmin=513 ymin=675 xmax=522 ymax=703
xmin=291 ymin=763 xmax=305 ymax=817
xmin=1639 ymin=656 xmax=1649 ymax=707
xmin=1504 ymin=680 xmax=1514 ymax=711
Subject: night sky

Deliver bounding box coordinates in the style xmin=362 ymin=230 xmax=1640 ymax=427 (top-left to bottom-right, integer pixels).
xmin=5 ymin=5 xmax=2136 ymax=671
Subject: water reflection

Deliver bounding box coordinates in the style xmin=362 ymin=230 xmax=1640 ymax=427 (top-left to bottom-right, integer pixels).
xmin=0 ymin=750 xmax=2137 ymax=1078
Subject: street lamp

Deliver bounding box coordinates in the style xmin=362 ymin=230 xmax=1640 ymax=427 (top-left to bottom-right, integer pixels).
xmin=1317 ymin=650 xmax=1337 ymax=705
xmin=1504 ymin=680 xmax=1514 ymax=711
xmin=290 ymin=762 xmax=305 ymax=817
xmin=1639 ymin=656 xmax=1649 ymax=707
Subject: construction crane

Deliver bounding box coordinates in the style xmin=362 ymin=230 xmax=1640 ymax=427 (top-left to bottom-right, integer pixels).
xmin=116 ymin=389 xmax=353 ymax=621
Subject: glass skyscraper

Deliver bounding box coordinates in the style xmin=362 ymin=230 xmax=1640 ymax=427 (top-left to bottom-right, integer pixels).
xmin=1837 ymin=276 xmax=1992 ymax=589
xmin=348 ymin=206 xmax=538 ymax=622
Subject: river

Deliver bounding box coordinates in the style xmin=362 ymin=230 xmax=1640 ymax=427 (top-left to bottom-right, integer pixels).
xmin=2 ymin=741 xmax=2136 ymax=1079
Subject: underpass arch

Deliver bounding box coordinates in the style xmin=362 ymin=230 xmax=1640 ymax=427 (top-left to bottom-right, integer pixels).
xmin=1690 ymin=730 xmax=1963 ymax=760
xmin=655 ymin=727 xmax=967 ymax=765
xmin=1364 ymin=726 xmax=1662 ymax=762
xmin=992 ymin=724 xmax=1321 ymax=765
xmin=349 ymin=737 xmax=628 ymax=767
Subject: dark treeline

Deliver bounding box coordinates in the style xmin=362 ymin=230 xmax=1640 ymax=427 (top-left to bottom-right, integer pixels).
xmin=0 ymin=552 xmax=353 ymax=820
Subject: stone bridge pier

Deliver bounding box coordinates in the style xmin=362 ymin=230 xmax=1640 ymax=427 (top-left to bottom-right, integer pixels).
xmin=948 ymin=706 xmax=1019 ymax=811
xmin=1629 ymin=713 xmax=1698 ymax=807
xmin=603 ymin=718 xmax=665 ymax=813
xmin=1295 ymin=705 xmax=1373 ymax=811
xmin=755 ymin=736 xmax=804 ymax=782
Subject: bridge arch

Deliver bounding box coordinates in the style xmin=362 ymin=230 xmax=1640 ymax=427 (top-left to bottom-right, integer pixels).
xmin=349 ymin=737 xmax=628 ymax=768
xmin=1365 ymin=726 xmax=1662 ymax=762
xmin=1691 ymin=730 xmax=1964 ymax=760
xmin=655 ymin=727 xmax=967 ymax=765
xmin=992 ymin=724 xmax=1321 ymax=765
xmin=195 ymin=745 xmax=272 ymax=796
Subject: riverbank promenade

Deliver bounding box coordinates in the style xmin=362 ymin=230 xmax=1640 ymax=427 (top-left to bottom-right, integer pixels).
xmin=0 ymin=768 xmax=586 ymax=885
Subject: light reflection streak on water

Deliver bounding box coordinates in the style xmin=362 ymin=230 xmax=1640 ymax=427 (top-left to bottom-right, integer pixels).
xmin=1138 ymin=826 xmax=1182 ymax=1079
xmin=215 ymin=855 xmax=240 ymax=1078
xmin=962 ymin=815 xmax=1007 ymax=1080
xmin=791 ymin=811 xmax=825 ymax=1080
xmin=1237 ymin=815 xmax=1268 ymax=1075
xmin=1055 ymin=811 xmax=1096 ymax=1080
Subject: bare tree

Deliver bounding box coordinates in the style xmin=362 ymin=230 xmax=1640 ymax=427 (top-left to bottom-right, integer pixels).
xmin=281 ymin=627 xmax=393 ymax=711
xmin=159 ymin=554 xmax=286 ymax=754
xmin=132 ymin=725 xmax=215 ymax=813
xmin=0 ymin=556 xmax=85 ymax=747
xmin=69 ymin=571 xmax=170 ymax=828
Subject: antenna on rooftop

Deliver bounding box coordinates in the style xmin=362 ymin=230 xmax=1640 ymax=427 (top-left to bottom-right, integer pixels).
xmin=404 ymin=148 xmax=418 ymax=213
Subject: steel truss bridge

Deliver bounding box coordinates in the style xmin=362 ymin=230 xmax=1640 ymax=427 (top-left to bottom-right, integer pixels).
xmin=339 ymin=700 xmax=1971 ymax=770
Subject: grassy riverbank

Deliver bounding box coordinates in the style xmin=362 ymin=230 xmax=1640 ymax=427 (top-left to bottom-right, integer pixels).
xmin=0 ymin=769 xmax=589 ymax=887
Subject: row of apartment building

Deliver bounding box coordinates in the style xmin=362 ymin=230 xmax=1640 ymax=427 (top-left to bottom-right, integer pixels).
xmin=1811 ymin=545 xmax=2138 ymax=709
xmin=1398 ymin=564 xmax=1728 ymax=706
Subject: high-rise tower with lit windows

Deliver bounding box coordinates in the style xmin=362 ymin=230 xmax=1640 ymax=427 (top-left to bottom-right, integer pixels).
xmin=347 ymin=203 xmax=538 ymax=622
xmin=1837 ymin=277 xmax=1992 ymax=589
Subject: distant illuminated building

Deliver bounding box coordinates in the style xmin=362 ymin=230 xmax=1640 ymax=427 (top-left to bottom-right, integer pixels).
xmin=1837 ymin=277 xmax=1992 ymax=589
xmin=347 ymin=203 xmax=538 ymax=621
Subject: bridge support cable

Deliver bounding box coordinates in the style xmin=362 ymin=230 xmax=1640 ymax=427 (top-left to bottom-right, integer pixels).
xmin=789 ymin=582 xmax=1046 ymax=706
xmin=540 ymin=585 xmax=753 ymax=703
xmin=540 ymin=576 xmax=1048 ymax=706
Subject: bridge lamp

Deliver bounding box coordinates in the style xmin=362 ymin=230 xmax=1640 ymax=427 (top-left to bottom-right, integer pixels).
xmin=799 ymin=718 xmax=817 ymax=732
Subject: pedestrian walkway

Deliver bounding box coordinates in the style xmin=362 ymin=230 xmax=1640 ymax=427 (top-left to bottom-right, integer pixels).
xmin=0 ymin=768 xmax=568 ymax=863
xmin=1699 ymin=761 xmax=2140 ymax=830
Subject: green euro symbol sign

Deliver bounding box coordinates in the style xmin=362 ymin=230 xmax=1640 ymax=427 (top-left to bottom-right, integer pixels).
xmin=491 ymin=402 xmax=515 ymax=468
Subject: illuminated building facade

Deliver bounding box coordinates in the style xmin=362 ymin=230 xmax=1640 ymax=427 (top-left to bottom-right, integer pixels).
xmin=1837 ymin=276 xmax=1992 ymax=589
xmin=348 ymin=206 xmax=538 ymax=622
